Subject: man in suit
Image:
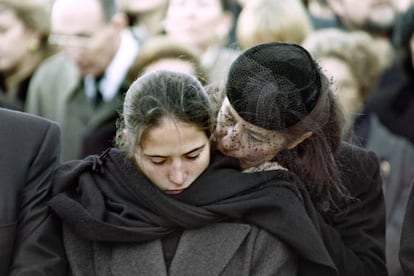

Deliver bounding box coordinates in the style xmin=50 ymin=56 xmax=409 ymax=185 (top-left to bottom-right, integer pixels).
xmin=0 ymin=108 xmax=66 ymax=275
xmin=26 ymin=0 xmax=140 ymax=161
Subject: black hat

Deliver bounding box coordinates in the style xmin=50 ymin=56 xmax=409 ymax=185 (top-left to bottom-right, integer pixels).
xmin=226 ymin=42 xmax=321 ymax=130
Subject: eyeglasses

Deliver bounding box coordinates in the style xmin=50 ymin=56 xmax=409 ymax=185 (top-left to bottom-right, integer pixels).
xmin=48 ymin=33 xmax=95 ymax=48
xmin=48 ymin=24 xmax=112 ymax=48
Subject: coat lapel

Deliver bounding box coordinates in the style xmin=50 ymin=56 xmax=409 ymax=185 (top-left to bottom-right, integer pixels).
xmin=169 ymin=223 xmax=251 ymax=276
xmin=87 ymin=95 xmax=121 ymax=129
xmin=56 ymin=55 xmax=81 ymax=123
xmin=111 ymin=223 xmax=251 ymax=276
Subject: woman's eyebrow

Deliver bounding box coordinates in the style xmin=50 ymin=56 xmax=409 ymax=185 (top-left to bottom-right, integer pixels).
xmin=143 ymin=144 xmax=206 ymax=158
xmin=143 ymin=153 xmax=167 ymax=158
xmin=185 ymin=144 xmax=206 ymax=155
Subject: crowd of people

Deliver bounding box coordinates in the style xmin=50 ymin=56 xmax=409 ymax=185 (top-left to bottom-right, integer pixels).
xmin=1 ymin=0 xmax=414 ymax=275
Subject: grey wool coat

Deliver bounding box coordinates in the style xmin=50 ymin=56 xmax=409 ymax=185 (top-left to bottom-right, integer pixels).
xmin=26 ymin=53 xmax=123 ymax=161
xmin=63 ymin=222 xmax=297 ymax=276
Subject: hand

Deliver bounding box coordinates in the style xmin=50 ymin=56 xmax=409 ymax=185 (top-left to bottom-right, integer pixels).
xmin=243 ymin=161 xmax=288 ymax=173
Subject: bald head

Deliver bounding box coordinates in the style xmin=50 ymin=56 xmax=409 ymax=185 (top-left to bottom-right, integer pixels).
xmin=52 ymin=0 xmax=106 ymax=34
xmin=52 ymin=0 xmax=117 ymax=28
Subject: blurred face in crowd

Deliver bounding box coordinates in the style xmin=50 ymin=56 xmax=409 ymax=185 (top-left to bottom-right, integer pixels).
xmin=392 ymin=0 xmax=413 ymax=12
xmin=165 ymin=0 xmax=232 ymax=51
xmin=319 ymin=57 xmax=361 ymax=118
xmin=328 ymin=0 xmax=396 ymax=34
xmin=50 ymin=0 xmax=123 ymax=77
xmin=116 ymin=0 xmax=167 ymax=13
xmin=134 ymin=118 xmax=211 ymax=195
xmin=0 ymin=6 xmax=39 ymax=75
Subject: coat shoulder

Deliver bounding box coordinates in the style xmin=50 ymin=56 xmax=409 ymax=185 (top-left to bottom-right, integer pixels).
xmin=0 ymin=108 xmax=59 ymax=139
xmin=336 ymin=142 xmax=380 ymax=180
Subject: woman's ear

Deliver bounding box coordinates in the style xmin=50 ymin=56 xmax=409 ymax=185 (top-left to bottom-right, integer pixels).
xmin=287 ymin=131 xmax=312 ymax=149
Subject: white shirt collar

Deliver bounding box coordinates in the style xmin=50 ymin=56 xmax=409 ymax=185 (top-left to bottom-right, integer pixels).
xmin=96 ymin=29 xmax=139 ymax=102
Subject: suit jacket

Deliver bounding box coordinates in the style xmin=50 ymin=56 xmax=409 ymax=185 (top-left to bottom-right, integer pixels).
xmin=63 ymin=222 xmax=297 ymax=276
xmin=0 ymin=108 xmax=67 ymax=275
xmin=26 ymin=53 xmax=123 ymax=161
xmin=399 ymin=180 xmax=414 ymax=275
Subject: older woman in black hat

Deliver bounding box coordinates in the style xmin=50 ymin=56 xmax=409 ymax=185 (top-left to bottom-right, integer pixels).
xmin=215 ymin=42 xmax=387 ymax=275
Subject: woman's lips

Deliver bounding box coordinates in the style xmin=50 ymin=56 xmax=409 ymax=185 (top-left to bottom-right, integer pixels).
xmin=165 ymin=189 xmax=184 ymax=195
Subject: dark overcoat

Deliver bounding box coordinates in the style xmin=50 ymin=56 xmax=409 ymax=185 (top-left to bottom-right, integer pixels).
xmin=317 ymin=142 xmax=386 ymax=275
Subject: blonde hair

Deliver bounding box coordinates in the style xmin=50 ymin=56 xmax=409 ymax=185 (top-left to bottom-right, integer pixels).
xmin=302 ymin=28 xmax=387 ymax=101
xmin=0 ymin=0 xmax=51 ymax=46
xmin=236 ymin=0 xmax=313 ymax=50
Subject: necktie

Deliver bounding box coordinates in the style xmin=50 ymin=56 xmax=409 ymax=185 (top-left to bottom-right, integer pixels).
xmin=94 ymin=80 xmax=103 ymax=107
xmin=84 ymin=75 xmax=103 ymax=107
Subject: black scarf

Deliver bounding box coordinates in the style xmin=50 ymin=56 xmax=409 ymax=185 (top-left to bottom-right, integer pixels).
xmin=49 ymin=149 xmax=337 ymax=276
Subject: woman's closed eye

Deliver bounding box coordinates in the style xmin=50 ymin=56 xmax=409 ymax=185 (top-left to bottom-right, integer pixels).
xmin=150 ymin=157 xmax=167 ymax=165
xmin=224 ymin=112 xmax=234 ymax=122
xmin=185 ymin=144 xmax=207 ymax=161
xmin=185 ymin=147 xmax=204 ymax=160
xmin=247 ymin=132 xmax=264 ymax=143
xmin=185 ymin=153 xmax=200 ymax=160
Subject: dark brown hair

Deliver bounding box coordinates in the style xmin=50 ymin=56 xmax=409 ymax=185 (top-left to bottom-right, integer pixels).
xmin=116 ymin=70 xmax=214 ymax=158
xmin=274 ymin=70 xmax=346 ymax=205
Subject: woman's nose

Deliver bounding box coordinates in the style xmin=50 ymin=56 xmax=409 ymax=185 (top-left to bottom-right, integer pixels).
xmin=169 ymin=170 xmax=186 ymax=185
xmin=168 ymin=162 xmax=186 ymax=186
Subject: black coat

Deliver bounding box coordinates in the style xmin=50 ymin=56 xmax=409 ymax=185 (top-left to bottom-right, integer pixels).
xmin=320 ymin=142 xmax=387 ymax=275
xmin=0 ymin=108 xmax=67 ymax=275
